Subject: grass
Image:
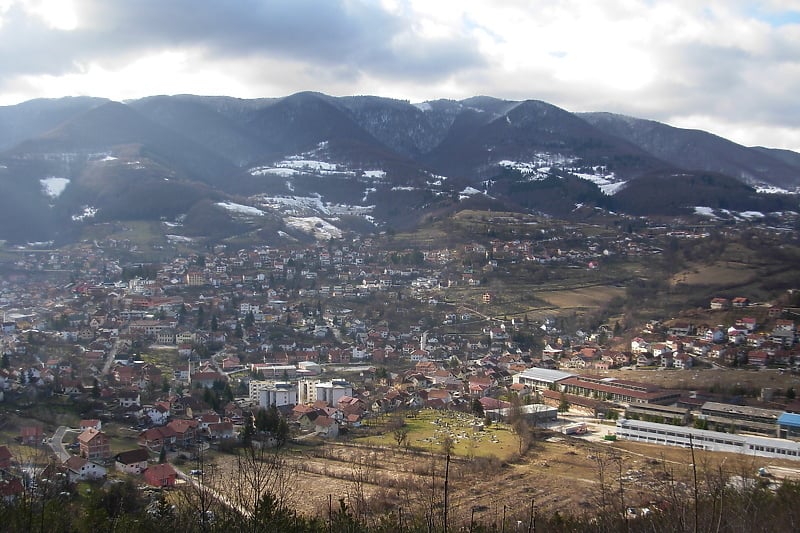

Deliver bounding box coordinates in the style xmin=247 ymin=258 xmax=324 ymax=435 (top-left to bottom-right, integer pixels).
xmin=357 ymin=409 xmax=519 ymax=461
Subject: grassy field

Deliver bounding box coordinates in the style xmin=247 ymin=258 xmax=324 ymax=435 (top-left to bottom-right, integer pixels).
xmin=358 ymin=409 xmax=520 ymax=460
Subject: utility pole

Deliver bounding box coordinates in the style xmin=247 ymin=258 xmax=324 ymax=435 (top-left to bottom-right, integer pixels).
xmin=443 ymin=453 xmax=450 ymax=533
xmin=528 ymin=497 xmax=535 ymax=533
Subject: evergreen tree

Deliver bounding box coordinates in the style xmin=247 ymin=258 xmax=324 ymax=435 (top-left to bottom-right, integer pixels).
xmin=196 ymin=304 xmax=205 ymax=328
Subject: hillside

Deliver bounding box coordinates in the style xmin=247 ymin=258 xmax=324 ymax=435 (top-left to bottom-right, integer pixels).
xmin=0 ymin=92 xmax=798 ymax=244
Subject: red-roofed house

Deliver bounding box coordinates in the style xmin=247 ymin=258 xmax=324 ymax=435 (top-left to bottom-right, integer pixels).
xmin=80 ymin=419 xmax=102 ymax=431
xmin=314 ymin=416 xmax=339 ymax=438
xmin=167 ymin=419 xmax=198 ymax=447
xmin=143 ymin=463 xmax=178 ymax=488
xmin=207 ymin=421 xmax=234 ymax=440
xmin=138 ymin=426 xmax=177 ymax=449
xmin=0 ymin=446 xmax=12 ymax=469
xmin=19 ymin=425 xmax=43 ymax=446
xmin=0 ymin=478 xmax=24 ymax=502
xmin=78 ymin=428 xmax=111 ymax=461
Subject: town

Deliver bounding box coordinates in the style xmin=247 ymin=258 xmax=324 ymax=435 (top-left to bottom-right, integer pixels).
xmin=1 ymin=209 xmax=800 ymax=527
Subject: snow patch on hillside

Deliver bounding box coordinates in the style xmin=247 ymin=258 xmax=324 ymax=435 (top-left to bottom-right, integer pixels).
xmin=499 ymin=159 xmax=626 ymax=195
xmin=72 ymin=206 xmax=97 ymax=221
xmin=216 ymin=202 xmax=264 ymax=217
xmin=249 ymin=157 xmax=387 ymax=182
xmin=256 ymin=194 xmax=328 ymax=215
xmin=40 ymin=177 xmax=70 ymax=198
xmin=285 ymin=216 xmax=342 ymax=240
xmin=459 ymin=187 xmax=481 ymax=200
xmin=694 ymin=206 xmax=717 ymax=218
xmin=250 ymin=167 xmax=300 ymax=177
xmin=166 ymin=234 xmax=194 ymax=243
xmin=739 ymin=211 xmax=765 ymax=219
xmin=756 ymin=185 xmax=795 ymax=194
xmin=571 ymin=172 xmax=626 ymax=195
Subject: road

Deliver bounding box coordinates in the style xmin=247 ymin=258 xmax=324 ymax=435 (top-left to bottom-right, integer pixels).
xmin=102 ymin=338 xmax=123 ymax=376
xmin=48 ymin=426 xmax=73 ymax=462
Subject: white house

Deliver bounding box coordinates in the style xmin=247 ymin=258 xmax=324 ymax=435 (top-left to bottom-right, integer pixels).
xmin=64 ymin=456 xmax=107 ymax=482
xmin=144 ymin=404 xmax=170 ymax=426
xmin=114 ymin=448 xmax=150 ymax=475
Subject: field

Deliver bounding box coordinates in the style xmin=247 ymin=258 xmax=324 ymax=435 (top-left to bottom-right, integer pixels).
xmin=204 ymin=416 xmax=800 ymax=527
xmin=537 ymin=285 xmax=624 ymax=313
xmin=357 ymin=409 xmax=520 ymax=460
xmin=607 ymin=367 xmax=800 ymax=396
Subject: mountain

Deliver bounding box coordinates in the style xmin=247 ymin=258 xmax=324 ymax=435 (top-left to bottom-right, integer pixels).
xmin=0 ymin=92 xmax=797 ymax=244
xmin=580 ymin=112 xmax=800 ymax=190
xmin=422 ymin=99 xmax=672 ymax=182
xmin=0 ymin=96 xmax=109 ymax=152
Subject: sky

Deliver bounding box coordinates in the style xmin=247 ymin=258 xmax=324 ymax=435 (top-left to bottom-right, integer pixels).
xmin=1 ymin=0 xmax=800 ymax=151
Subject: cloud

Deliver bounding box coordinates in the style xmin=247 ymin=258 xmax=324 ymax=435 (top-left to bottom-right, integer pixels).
xmin=0 ymin=0 xmax=799 ymax=151
xmin=0 ymin=0 xmax=485 ymax=83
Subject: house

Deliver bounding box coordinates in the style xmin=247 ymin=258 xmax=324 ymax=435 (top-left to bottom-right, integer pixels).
xmin=138 ymin=426 xmax=177 ymax=449
xmin=207 ymin=421 xmax=235 ymax=440
xmin=314 ymin=416 xmax=339 ymax=438
xmin=167 ymin=419 xmax=198 ymax=447
xmin=0 ymin=477 xmax=24 ymax=502
xmin=117 ymin=390 xmax=141 ymax=408
xmin=64 ymin=456 xmax=107 ymax=482
xmin=747 ymin=350 xmax=770 ymax=366
xmin=732 ymin=297 xmax=750 ymax=308
xmin=636 ymin=353 xmax=655 ymax=367
xmin=0 ymin=446 xmax=12 ymax=469
xmin=630 ymin=338 xmax=650 ymax=354
xmin=78 ymin=428 xmax=111 ymax=461
xmin=673 ymin=353 xmax=693 ymax=370
xmin=197 ymin=413 xmax=222 ymax=434
xmin=143 ymin=463 xmax=178 ymax=488
xmin=19 ymin=425 xmax=43 ymax=446
xmin=144 ymin=403 xmax=170 ymax=426
xmin=710 ymin=298 xmax=730 ymax=310
xmin=735 ymin=317 xmax=758 ymax=332
xmin=191 ymin=371 xmax=227 ymax=389
xmin=79 ymin=419 xmax=102 ymax=431
xmin=115 ymin=448 xmax=150 ymax=475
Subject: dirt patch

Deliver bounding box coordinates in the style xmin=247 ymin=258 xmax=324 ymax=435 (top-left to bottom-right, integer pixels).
xmin=199 ymin=430 xmax=799 ymax=527
xmin=538 ymin=286 xmax=624 ymax=311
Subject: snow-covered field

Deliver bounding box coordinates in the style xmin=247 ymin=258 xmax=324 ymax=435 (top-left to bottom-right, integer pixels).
xmin=498 ymin=158 xmax=625 ymax=195
xmin=40 ymin=177 xmax=70 ymax=198
xmin=285 ymin=216 xmax=342 ymax=240
xmin=71 ymin=206 xmax=97 ymax=221
xmin=694 ymin=206 xmax=717 ymax=218
xmin=570 ymin=172 xmax=626 ymax=195
xmin=248 ymin=145 xmax=388 ymax=183
xmin=255 ymin=194 xmax=328 ymax=215
xmin=756 ymin=185 xmax=796 ymax=194
xmin=166 ymin=234 xmax=194 ymax=243
xmin=216 ymin=201 xmax=265 ymax=217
